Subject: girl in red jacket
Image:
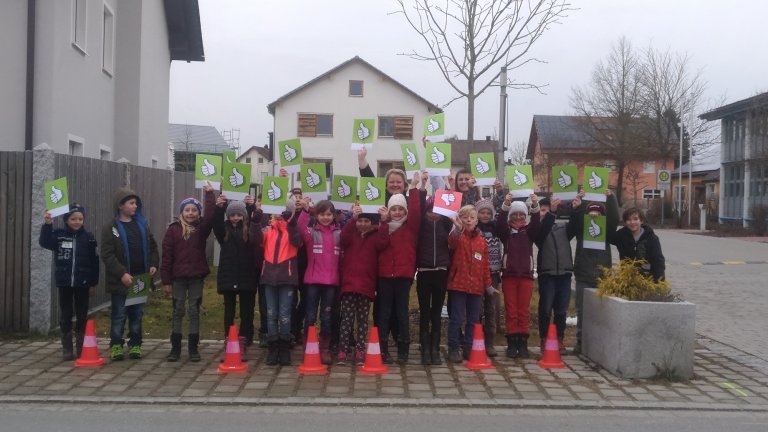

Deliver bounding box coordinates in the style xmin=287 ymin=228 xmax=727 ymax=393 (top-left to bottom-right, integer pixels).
xmin=377 ymin=173 xmax=422 ymax=364
xmin=161 ymin=183 xmax=215 ymax=362
xmin=336 ymin=205 xmax=389 ymax=365
xmin=496 ymin=193 xmax=540 ymax=359
xmin=446 ymin=205 xmax=492 ymax=363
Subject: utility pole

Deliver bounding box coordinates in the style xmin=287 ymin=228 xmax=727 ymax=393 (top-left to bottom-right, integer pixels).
xmin=497 ymin=67 xmax=508 ymax=176
xmin=678 ymin=95 xmax=685 ymax=227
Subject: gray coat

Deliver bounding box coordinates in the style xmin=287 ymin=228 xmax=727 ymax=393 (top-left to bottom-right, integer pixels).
xmin=535 ymin=212 xmax=577 ymax=277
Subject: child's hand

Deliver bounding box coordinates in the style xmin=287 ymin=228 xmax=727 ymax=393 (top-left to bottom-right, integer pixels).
xmin=504 ymin=192 xmax=513 ymax=205
xmin=451 ymin=217 xmax=463 ymax=231
xmin=43 ymin=211 xmax=53 ymax=224
xmin=529 ymin=193 xmax=538 ymax=204
xmin=378 ymin=206 xmax=388 ymax=222
xmin=121 ymin=273 xmax=133 ymax=287
xmin=202 ymin=181 xmax=214 ymax=193
xmin=485 ymin=286 xmax=499 ymax=296
xmin=447 ymin=173 xmax=455 ymax=190
xmin=410 ymin=171 xmax=420 ymax=189
xmin=551 ymin=197 xmax=561 ymax=211
xmin=421 ymin=136 xmax=429 ymax=148
xmin=163 ymin=284 xmax=172 ymax=298
xmin=149 ymin=266 xmax=157 ymax=276
xmin=357 ymin=147 xmax=368 ymax=163
xmin=216 ymin=194 xmax=227 ymax=207
xmin=572 ymin=195 xmax=582 ymax=208
xmin=470 ymin=176 xmax=477 ymax=187
xmin=605 ymin=188 xmax=613 ymax=197
xmin=352 ymin=205 xmax=362 ymax=217
xmin=244 ymin=195 xmax=255 ymax=206
xmin=421 ymin=171 xmax=429 ymax=189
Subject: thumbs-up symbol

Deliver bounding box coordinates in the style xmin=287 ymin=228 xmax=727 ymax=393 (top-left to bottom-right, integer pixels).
xmin=267 ymin=181 xmax=282 ymax=201
xmin=229 ymin=167 xmax=244 ymax=187
xmin=337 ymin=179 xmax=351 ymax=198
xmin=364 ymin=182 xmax=380 ymax=200
xmin=588 ymin=219 xmax=601 ymax=237
xmin=431 ymin=146 xmax=446 ymax=164
xmin=588 ymin=171 xmax=603 ymax=189
xmin=201 ymin=158 xmax=216 ymax=176
xmin=475 ymin=157 xmax=490 ymax=174
xmin=306 ymin=168 xmax=321 ymax=188
xmin=557 ymin=170 xmax=572 ymax=188
xmin=405 ymin=147 xmax=417 ymax=166
xmin=50 ymin=185 xmax=63 ymax=204
xmin=512 ymin=169 xmax=528 ymax=186
xmin=283 ymin=144 xmax=297 ymax=162
xmin=440 ymin=193 xmax=456 ymax=206
xmin=427 ymin=118 xmax=440 ymax=133
xmin=357 ymin=122 xmax=370 ymax=140
xmin=133 ymin=278 xmax=145 ymax=294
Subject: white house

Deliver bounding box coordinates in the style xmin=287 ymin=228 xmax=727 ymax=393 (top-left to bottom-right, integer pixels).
xmin=238 ymin=145 xmax=273 ymax=186
xmin=267 ymin=56 xmax=442 ymax=181
xmin=0 ymin=0 xmax=204 ymax=167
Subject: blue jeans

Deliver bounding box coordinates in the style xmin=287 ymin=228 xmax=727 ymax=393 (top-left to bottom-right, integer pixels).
xmin=264 ymin=284 xmax=295 ymax=338
xmin=447 ymin=291 xmax=482 ymax=351
xmin=538 ymin=274 xmax=572 ymax=341
xmin=110 ymin=293 xmax=144 ymax=347
xmin=304 ymin=284 xmax=337 ymax=337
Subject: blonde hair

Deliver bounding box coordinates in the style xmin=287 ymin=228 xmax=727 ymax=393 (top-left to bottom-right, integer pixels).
xmin=457 ymin=205 xmax=477 ymax=218
xmin=179 ymin=217 xmax=196 ymax=240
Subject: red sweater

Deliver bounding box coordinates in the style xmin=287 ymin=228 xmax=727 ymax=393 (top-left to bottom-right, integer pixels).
xmin=340 ymin=219 xmax=389 ymax=299
xmin=447 ymin=228 xmax=491 ymax=295
xmin=378 ymin=189 xmax=421 ymax=279
xmin=161 ymin=190 xmax=215 ymax=285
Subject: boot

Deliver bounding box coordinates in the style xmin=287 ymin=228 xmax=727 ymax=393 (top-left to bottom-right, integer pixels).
xmin=239 ymin=336 xmax=248 ymax=361
xmin=61 ymin=331 xmax=74 ymax=361
xmin=420 ymin=332 xmax=431 ymax=365
xmin=540 ymin=339 xmax=546 ymax=356
xmin=397 ymin=341 xmax=410 ymax=364
xmin=430 ymin=333 xmax=442 ymax=365
xmin=319 ymin=334 xmax=332 ymax=365
xmin=278 ymin=336 xmax=292 ymax=366
xmin=447 ymin=348 xmax=462 ymax=363
xmin=258 ymin=332 xmax=268 ymax=348
xmin=558 ymin=338 xmax=567 ymax=356
xmin=485 ymin=335 xmax=498 ymax=357
xmin=518 ymin=334 xmax=530 ymax=359
xmin=506 ymin=334 xmax=518 ymax=358
xmin=380 ymin=340 xmax=393 ymax=364
xmin=462 ymin=343 xmax=471 ymax=361
xmin=265 ymin=336 xmax=279 ymax=366
xmin=75 ymin=332 xmax=85 ymax=358
xmin=166 ymin=333 xmax=182 ymax=362
xmin=188 ymin=334 xmax=201 ymax=362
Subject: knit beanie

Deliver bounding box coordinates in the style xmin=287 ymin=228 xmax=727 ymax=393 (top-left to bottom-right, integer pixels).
xmin=387 ymin=193 xmax=408 ymax=211
xmin=63 ymin=204 xmax=85 ymax=222
xmin=475 ymin=199 xmax=495 ymax=216
xmin=225 ymin=201 xmax=248 ymax=219
xmin=508 ymin=201 xmax=528 ymax=215
xmin=179 ymin=197 xmax=202 ymax=215
xmin=587 ymin=202 xmax=605 ymax=216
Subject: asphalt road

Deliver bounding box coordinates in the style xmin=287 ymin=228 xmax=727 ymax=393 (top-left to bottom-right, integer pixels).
xmin=0 ymin=404 xmax=766 ymax=432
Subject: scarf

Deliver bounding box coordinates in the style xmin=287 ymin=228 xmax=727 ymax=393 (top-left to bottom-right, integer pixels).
xmin=388 ymin=214 xmax=408 ymax=234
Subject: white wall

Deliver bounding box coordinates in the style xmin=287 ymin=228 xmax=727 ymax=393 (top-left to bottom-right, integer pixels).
xmin=0 ymin=2 xmax=28 ymax=151
xmin=273 ymin=61 xmax=437 ymax=178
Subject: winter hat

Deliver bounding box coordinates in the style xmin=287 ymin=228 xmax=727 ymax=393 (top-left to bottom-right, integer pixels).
xmin=64 ymin=204 xmax=85 ymax=222
xmin=475 ymin=199 xmax=495 ymax=216
xmin=358 ymin=213 xmax=380 ymax=224
xmin=387 ymin=193 xmax=408 ymax=211
xmin=179 ymin=197 xmax=202 ymax=215
xmin=225 ymin=201 xmax=248 ymax=219
xmin=508 ymin=200 xmax=528 ymax=215
xmin=587 ymin=202 xmax=605 ymax=216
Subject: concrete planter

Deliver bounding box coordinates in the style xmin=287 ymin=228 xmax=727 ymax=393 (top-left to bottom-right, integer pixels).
xmin=583 ymin=288 xmax=696 ymax=380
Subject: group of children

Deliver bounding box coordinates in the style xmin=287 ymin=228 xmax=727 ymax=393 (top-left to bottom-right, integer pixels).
xmin=40 ymin=165 xmax=665 ymax=366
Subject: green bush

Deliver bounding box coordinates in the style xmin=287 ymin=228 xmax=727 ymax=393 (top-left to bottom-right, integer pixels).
xmin=597 ymin=259 xmax=673 ymax=302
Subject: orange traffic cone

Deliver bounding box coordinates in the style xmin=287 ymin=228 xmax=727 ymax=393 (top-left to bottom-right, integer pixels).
xmin=465 ymin=323 xmax=494 ymax=370
xmin=358 ymin=327 xmax=388 ymax=375
xmin=218 ymin=325 xmax=248 ymax=373
xmin=538 ymin=324 xmax=566 ymax=369
xmin=297 ymin=326 xmax=328 ymax=375
xmin=74 ymin=319 xmax=105 ymax=367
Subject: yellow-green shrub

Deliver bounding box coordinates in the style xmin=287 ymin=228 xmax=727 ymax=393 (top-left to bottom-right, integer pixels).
xmin=597 ymin=259 xmax=673 ymax=302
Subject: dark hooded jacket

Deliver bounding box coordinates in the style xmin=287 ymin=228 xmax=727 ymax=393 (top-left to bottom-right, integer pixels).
xmin=39 ymin=223 xmax=99 ymax=288
xmin=101 ymin=187 xmax=159 ymax=295
xmin=611 ymin=224 xmax=666 ymax=281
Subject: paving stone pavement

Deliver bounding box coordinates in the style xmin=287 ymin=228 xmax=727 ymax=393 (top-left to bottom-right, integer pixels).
xmin=1 ymin=338 xmax=767 ymax=411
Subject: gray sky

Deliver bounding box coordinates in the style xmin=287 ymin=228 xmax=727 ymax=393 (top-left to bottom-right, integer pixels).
xmin=169 ymin=0 xmax=767 ymax=155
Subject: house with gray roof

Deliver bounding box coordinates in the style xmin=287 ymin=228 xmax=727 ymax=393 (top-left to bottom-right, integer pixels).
xmin=168 ymin=123 xmax=233 ymax=172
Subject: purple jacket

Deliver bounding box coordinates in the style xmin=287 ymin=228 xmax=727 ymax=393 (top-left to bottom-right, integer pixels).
xmin=298 ymin=210 xmax=341 ymax=286
xmin=496 ymin=206 xmax=541 ymax=279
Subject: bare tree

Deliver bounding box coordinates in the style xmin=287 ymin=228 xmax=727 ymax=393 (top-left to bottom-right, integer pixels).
xmin=506 ymin=140 xmax=529 ymax=165
xmin=395 ymin=0 xmax=573 ymax=140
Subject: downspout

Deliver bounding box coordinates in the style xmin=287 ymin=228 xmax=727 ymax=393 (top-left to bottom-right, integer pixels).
xmin=24 ymin=0 xmax=36 ymax=151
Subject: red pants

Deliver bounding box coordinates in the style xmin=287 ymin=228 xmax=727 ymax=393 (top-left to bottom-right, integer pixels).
xmin=502 ymin=276 xmax=534 ymax=334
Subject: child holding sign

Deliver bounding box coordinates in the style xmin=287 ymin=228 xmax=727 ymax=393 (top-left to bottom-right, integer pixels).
xmin=496 ymin=193 xmax=540 ymax=359
xmin=40 ymin=204 xmax=99 ymax=360
xmin=101 ymin=188 xmax=159 ymax=361
xmin=161 ymin=184 xmax=216 ymax=362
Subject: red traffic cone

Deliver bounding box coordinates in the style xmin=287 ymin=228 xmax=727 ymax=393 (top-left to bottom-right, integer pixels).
xmin=538 ymin=324 xmax=566 ymax=369
xmin=74 ymin=319 xmax=105 ymax=367
xmin=297 ymin=326 xmax=328 ymax=375
xmin=218 ymin=325 xmax=248 ymax=373
xmin=358 ymin=327 xmax=388 ymax=375
xmin=465 ymin=323 xmax=494 ymax=370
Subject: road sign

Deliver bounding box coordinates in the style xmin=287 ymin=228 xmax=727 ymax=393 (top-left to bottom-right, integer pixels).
xmin=657 ymin=169 xmax=671 ymax=190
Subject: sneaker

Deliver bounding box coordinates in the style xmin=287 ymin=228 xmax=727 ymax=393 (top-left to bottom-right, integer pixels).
xmin=110 ymin=345 xmax=124 ymax=361
xmin=336 ymin=351 xmax=348 ymax=365
xmin=128 ymin=345 xmax=142 ymax=359
xmin=355 ymin=350 xmax=365 ymax=365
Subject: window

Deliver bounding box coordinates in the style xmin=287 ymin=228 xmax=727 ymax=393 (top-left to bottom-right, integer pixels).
xmin=102 ymin=5 xmax=114 ymax=75
xmin=68 ymin=134 xmax=84 ymax=156
xmin=151 ymin=157 xmax=159 ymax=168
xmin=643 ymin=189 xmax=661 ymax=199
xmin=349 ymin=80 xmax=364 ymax=97
xmin=706 ymin=183 xmax=716 ymax=200
xmin=298 ymin=113 xmax=333 ymax=137
xmin=245 ymin=157 xmax=252 ymax=164
xmin=99 ymin=146 xmax=111 ymax=160
xmin=378 ymin=161 xmax=405 ymax=176
xmin=603 ymin=160 xmax=616 ymax=172
xmin=643 ymin=161 xmax=656 ymax=173
xmin=258 ymin=157 xmax=264 ymax=163
xmin=71 ymin=0 xmax=87 ymax=53
xmin=378 ymin=116 xmax=413 ymax=139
